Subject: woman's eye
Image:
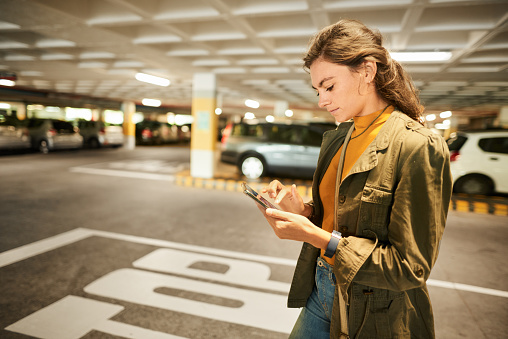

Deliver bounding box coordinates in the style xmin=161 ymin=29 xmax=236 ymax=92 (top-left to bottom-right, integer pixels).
xmin=326 ymin=85 xmax=334 ymax=92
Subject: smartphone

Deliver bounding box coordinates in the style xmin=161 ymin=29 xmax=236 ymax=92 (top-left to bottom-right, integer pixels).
xmin=241 ymin=182 xmax=279 ymax=210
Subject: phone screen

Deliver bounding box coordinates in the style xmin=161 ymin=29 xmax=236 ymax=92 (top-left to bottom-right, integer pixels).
xmin=241 ymin=182 xmax=278 ymax=210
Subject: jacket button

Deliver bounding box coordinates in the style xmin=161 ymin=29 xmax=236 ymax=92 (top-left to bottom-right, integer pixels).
xmin=339 ymin=226 xmax=348 ymax=233
xmin=338 ymin=195 xmax=346 ymax=203
xmin=415 ymin=268 xmax=424 ymax=277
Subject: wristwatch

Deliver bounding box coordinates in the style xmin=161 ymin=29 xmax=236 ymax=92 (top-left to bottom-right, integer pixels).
xmin=324 ymin=230 xmax=342 ymax=258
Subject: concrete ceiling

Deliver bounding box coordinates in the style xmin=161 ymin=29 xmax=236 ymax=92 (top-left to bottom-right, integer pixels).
xmin=0 ymin=0 xmax=507 ymax=121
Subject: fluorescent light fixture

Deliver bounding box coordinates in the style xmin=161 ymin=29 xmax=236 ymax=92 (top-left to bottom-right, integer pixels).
xmin=0 ymin=79 xmax=15 ymax=86
xmin=266 ymin=115 xmax=275 ymax=123
xmin=244 ymin=112 xmax=255 ymax=120
xmin=245 ymin=99 xmax=260 ymax=109
xmin=215 ymin=108 xmax=222 ymax=115
xmin=391 ymin=52 xmax=452 ymax=62
xmin=142 ymin=98 xmax=161 ymax=107
xmin=434 ymin=123 xmax=449 ymax=130
xmin=0 ymin=103 xmax=11 ymax=109
xmin=285 ymin=109 xmax=294 ymax=117
xmin=440 ymin=111 xmax=452 ymax=119
xmin=425 ymin=114 xmax=436 ymax=121
xmin=135 ymin=73 xmax=170 ymax=87
xmin=442 ymin=119 xmax=451 ymax=126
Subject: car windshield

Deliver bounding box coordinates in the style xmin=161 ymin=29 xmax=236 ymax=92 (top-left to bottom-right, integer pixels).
xmin=446 ymin=134 xmax=467 ymax=151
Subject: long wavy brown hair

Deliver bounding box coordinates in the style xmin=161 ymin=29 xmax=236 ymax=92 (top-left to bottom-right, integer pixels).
xmin=303 ymin=19 xmax=424 ymax=122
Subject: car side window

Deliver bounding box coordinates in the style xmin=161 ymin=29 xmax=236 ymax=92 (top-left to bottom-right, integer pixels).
xmin=478 ymin=137 xmax=508 ymax=154
xmin=301 ymin=128 xmax=323 ymax=147
xmin=267 ymin=125 xmax=300 ymax=144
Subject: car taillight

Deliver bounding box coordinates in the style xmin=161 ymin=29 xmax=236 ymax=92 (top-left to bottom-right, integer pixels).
xmin=48 ymin=128 xmax=57 ymax=137
xmin=142 ymin=128 xmax=152 ymax=138
xmin=221 ymin=123 xmax=232 ymax=145
xmin=450 ymin=150 xmax=460 ymax=162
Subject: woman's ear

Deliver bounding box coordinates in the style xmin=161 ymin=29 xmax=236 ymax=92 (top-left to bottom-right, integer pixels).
xmin=363 ymin=60 xmax=377 ymax=84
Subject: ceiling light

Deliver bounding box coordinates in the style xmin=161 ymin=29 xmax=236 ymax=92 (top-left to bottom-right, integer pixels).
xmin=135 ymin=73 xmax=170 ymax=87
xmin=244 ymin=112 xmax=255 ymax=120
xmin=0 ymin=79 xmax=15 ymax=86
xmin=142 ymin=98 xmax=161 ymax=107
xmin=440 ymin=111 xmax=452 ymax=119
xmin=425 ymin=114 xmax=436 ymax=121
xmin=285 ymin=109 xmax=293 ymax=117
xmin=0 ymin=103 xmax=11 ymax=109
xmin=391 ymin=52 xmax=452 ymax=62
xmin=266 ymin=115 xmax=275 ymax=123
xmin=245 ymin=99 xmax=260 ymax=109
xmin=215 ymin=108 xmax=222 ymax=115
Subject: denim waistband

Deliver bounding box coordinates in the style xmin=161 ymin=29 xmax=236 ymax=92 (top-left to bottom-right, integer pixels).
xmin=316 ymin=256 xmax=333 ymax=271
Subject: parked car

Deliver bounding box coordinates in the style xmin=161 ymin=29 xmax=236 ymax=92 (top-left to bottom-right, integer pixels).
xmin=446 ymin=130 xmax=508 ymax=195
xmin=27 ymin=118 xmax=83 ymax=153
xmin=135 ymin=121 xmax=179 ymax=145
xmin=78 ymin=120 xmax=124 ymax=148
xmin=221 ymin=121 xmax=337 ymax=179
xmin=0 ymin=114 xmax=31 ymax=151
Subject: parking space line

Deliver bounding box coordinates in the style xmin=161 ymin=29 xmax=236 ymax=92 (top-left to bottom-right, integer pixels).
xmin=70 ymin=167 xmax=175 ymax=182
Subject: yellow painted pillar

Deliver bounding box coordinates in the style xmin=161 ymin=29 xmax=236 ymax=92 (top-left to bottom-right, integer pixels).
xmin=190 ymin=73 xmax=217 ymax=178
xmin=122 ymin=101 xmax=136 ymax=150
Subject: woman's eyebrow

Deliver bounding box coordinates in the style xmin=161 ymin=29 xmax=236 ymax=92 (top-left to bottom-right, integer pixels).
xmin=311 ymin=76 xmax=334 ymax=90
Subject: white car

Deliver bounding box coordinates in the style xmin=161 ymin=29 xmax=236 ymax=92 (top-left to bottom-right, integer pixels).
xmin=447 ymin=130 xmax=508 ymax=195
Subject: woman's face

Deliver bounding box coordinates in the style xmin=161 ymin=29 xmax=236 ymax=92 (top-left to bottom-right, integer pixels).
xmin=310 ymin=57 xmax=369 ymax=123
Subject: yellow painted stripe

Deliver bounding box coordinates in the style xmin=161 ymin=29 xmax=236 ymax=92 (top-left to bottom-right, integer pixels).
xmin=473 ymin=202 xmax=489 ymax=214
xmin=494 ymin=204 xmax=508 ymax=216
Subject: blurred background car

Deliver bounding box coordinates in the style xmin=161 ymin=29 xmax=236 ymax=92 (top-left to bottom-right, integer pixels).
xmin=27 ymin=118 xmax=83 ymax=153
xmin=447 ymin=130 xmax=508 ymax=195
xmin=220 ymin=121 xmax=337 ymax=179
xmin=78 ymin=120 xmax=124 ymax=148
xmin=135 ymin=121 xmax=179 ymax=145
xmin=0 ymin=114 xmax=30 ymax=151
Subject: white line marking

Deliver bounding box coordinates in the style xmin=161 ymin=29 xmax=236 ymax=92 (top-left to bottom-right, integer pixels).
xmin=1 ymin=228 xmax=507 ymax=299
xmin=69 ymin=167 xmax=175 ymax=181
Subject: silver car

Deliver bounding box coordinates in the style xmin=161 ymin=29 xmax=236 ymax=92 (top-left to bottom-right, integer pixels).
xmin=27 ymin=118 xmax=83 ymax=153
xmin=220 ymin=122 xmax=337 ymax=179
xmin=0 ymin=114 xmax=31 ymax=151
xmin=78 ymin=120 xmax=124 ymax=148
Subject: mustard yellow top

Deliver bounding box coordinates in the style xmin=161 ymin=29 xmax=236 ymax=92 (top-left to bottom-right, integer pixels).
xmin=319 ymin=105 xmax=394 ymax=265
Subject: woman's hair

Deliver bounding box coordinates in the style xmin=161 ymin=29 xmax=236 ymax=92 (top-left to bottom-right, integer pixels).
xmin=303 ymin=19 xmax=424 ymax=122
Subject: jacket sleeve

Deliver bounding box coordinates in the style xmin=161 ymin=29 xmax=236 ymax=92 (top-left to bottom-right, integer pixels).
xmin=334 ymin=132 xmax=452 ymax=293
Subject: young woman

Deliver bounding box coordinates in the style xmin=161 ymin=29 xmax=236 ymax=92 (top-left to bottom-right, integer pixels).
xmin=258 ymin=19 xmax=453 ymax=338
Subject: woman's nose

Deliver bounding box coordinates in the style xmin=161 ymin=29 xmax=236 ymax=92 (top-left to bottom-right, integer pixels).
xmin=318 ymin=93 xmax=330 ymax=108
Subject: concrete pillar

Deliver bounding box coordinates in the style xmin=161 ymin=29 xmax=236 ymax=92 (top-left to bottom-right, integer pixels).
xmin=500 ymin=106 xmax=508 ymax=129
xmin=122 ymin=101 xmax=136 ymax=150
xmin=190 ymin=73 xmax=217 ymax=178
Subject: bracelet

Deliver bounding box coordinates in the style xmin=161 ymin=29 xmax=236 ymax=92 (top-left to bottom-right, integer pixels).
xmin=324 ymin=230 xmax=341 ymax=258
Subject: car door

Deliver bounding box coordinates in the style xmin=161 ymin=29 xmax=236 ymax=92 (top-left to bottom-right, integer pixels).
xmin=52 ymin=121 xmax=76 ymax=148
xmin=478 ymin=136 xmax=508 ymax=193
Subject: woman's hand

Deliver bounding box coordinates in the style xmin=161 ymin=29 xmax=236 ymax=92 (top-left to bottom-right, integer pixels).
xmin=260 ymin=180 xmax=307 ymax=215
xmin=257 ymin=206 xmax=330 ymax=250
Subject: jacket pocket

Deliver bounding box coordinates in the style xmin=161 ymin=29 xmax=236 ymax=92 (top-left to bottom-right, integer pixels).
xmin=358 ymin=185 xmax=393 ymax=239
xmin=350 ymin=285 xmax=416 ymax=339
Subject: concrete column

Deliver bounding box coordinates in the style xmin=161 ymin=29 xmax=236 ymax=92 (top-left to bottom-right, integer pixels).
xmin=500 ymin=106 xmax=508 ymax=129
xmin=190 ymin=73 xmax=217 ymax=178
xmin=122 ymin=101 xmax=136 ymax=150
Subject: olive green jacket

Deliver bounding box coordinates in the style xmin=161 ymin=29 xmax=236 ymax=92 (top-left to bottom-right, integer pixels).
xmin=287 ymin=111 xmax=452 ymax=338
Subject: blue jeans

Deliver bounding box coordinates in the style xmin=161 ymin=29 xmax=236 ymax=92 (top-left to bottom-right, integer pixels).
xmin=289 ymin=257 xmax=336 ymax=339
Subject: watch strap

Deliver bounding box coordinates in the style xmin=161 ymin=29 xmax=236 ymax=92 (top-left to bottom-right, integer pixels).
xmin=324 ymin=230 xmax=341 ymax=258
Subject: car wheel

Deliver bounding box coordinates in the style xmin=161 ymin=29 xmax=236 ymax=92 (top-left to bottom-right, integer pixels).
xmin=38 ymin=140 xmax=49 ymax=154
xmin=240 ymin=155 xmax=265 ymax=179
xmin=455 ymin=174 xmax=494 ymax=195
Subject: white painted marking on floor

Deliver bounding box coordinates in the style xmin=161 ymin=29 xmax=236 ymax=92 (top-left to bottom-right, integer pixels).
xmin=1 ymin=228 xmax=507 ymax=299
xmin=5 ymin=295 xmax=186 ymax=339
xmin=69 ymin=166 xmax=175 ymax=181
